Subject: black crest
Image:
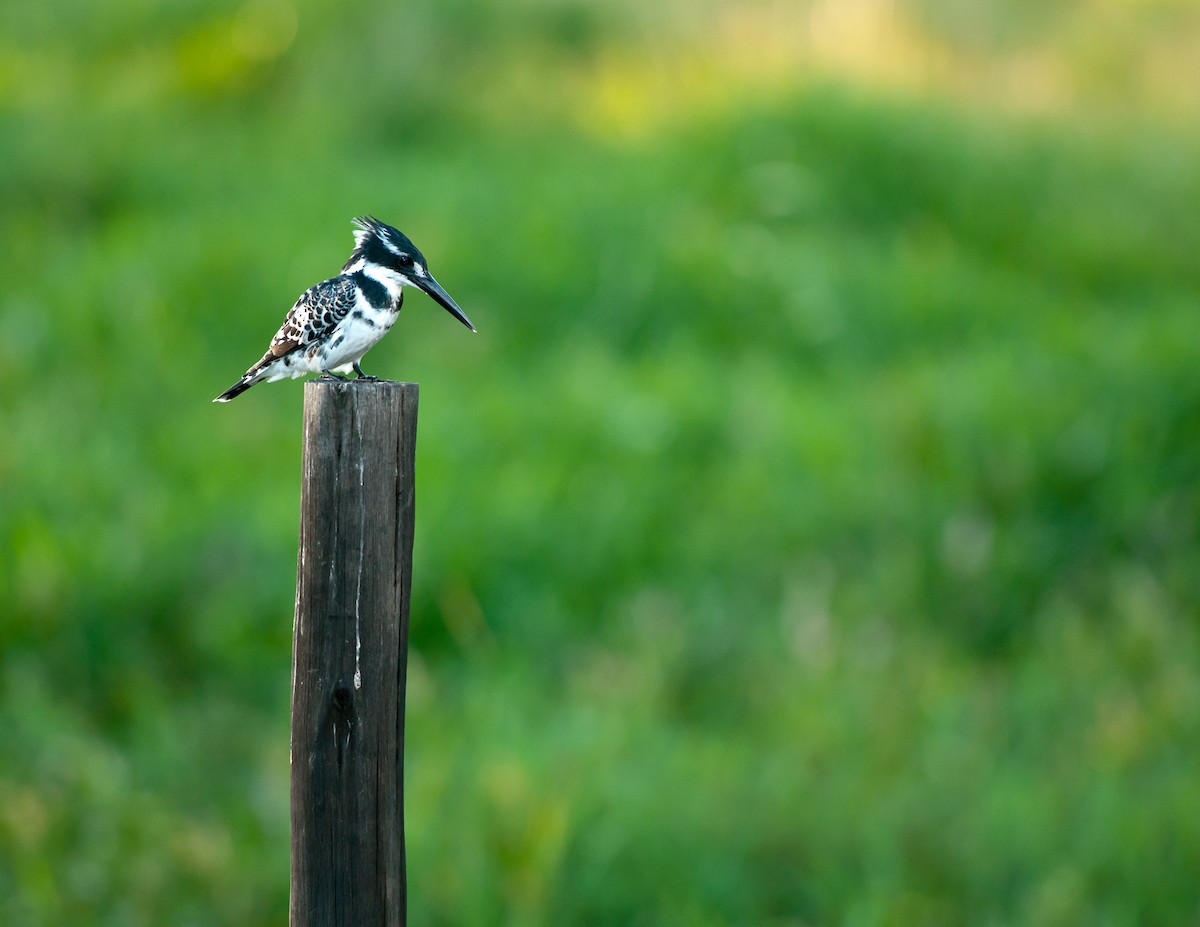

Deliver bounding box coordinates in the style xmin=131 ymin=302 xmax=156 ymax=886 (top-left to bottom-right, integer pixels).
xmin=343 ymin=216 xmax=425 ymax=272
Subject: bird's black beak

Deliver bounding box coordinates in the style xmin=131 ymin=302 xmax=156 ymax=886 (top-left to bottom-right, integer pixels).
xmin=415 ymin=272 xmax=475 ymax=332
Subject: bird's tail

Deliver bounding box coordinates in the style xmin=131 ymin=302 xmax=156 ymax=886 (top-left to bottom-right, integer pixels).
xmin=213 ymin=372 xmax=262 ymax=403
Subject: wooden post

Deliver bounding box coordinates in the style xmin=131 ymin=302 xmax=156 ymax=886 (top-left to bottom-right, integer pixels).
xmin=290 ymin=380 xmax=418 ymax=927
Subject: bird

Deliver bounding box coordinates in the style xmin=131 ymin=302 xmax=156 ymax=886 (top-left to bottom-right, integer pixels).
xmin=214 ymin=216 xmax=474 ymax=402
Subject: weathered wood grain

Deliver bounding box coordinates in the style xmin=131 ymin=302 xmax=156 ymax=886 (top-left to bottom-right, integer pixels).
xmin=290 ymin=380 xmax=417 ymax=927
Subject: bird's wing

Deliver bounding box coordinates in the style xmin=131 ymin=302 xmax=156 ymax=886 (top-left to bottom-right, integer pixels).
xmin=251 ymin=276 xmax=359 ymax=370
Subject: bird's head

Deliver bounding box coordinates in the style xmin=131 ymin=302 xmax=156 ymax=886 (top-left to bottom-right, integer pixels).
xmin=345 ymin=215 xmax=475 ymax=332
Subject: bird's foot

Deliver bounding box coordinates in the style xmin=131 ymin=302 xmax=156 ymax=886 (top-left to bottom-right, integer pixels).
xmin=319 ymin=369 xmax=350 ymax=381
xmin=352 ymin=363 xmax=379 ymax=381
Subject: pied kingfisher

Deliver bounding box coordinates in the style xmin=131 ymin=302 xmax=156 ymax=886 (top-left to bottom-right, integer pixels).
xmin=214 ymin=216 xmax=474 ymax=402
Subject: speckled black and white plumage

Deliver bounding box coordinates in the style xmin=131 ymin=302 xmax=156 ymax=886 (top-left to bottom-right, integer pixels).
xmin=214 ymin=216 xmax=474 ymax=403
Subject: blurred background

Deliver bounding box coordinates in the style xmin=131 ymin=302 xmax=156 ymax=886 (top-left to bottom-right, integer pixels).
xmin=2 ymin=0 xmax=1199 ymax=923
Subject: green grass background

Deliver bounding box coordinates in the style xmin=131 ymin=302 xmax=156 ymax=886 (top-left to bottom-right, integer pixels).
xmin=2 ymin=0 xmax=1199 ymax=923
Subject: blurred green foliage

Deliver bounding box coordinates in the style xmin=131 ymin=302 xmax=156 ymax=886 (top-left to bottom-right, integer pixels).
xmin=2 ymin=0 xmax=1199 ymax=924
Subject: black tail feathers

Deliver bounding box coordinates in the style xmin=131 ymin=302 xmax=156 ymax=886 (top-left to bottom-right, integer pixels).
xmin=213 ymin=376 xmax=258 ymax=403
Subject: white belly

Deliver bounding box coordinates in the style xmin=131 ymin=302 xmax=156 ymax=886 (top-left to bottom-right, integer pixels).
xmin=309 ymin=305 xmax=400 ymax=373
